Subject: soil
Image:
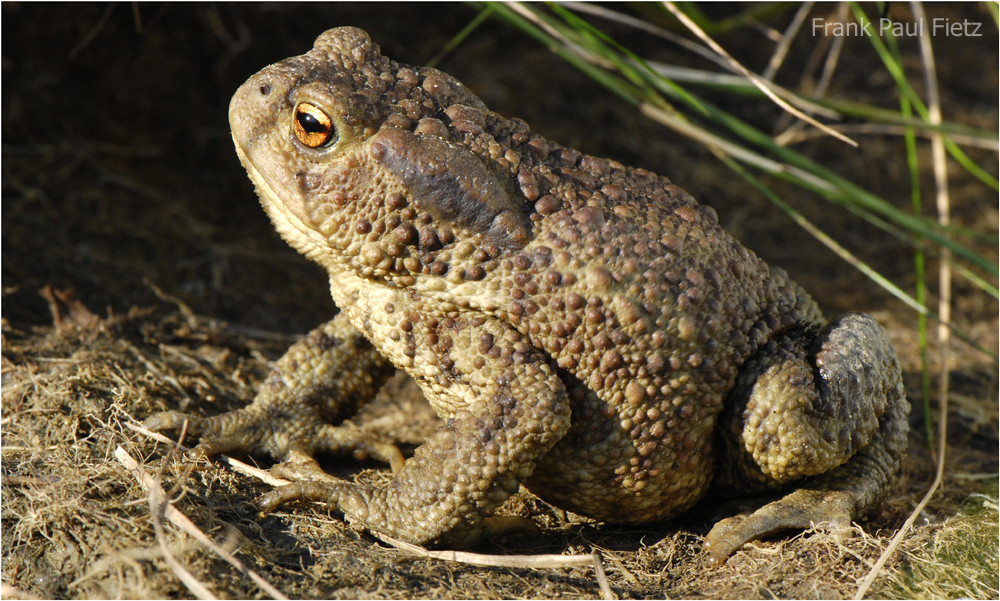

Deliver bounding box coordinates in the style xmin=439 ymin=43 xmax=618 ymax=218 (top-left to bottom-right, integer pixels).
xmin=3 ymin=3 xmax=997 ymax=599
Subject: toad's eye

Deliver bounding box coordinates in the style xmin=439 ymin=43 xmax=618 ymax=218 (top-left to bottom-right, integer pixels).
xmin=293 ymin=102 xmax=336 ymax=149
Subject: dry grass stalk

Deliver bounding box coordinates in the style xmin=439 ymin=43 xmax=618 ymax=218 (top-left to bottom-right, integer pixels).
xmin=375 ymin=534 xmax=615 ymax=600
xmin=662 ymin=0 xmax=857 ymax=146
xmin=115 ymin=445 xmax=289 ymax=600
xmin=130 ymin=425 xmax=619 ymax=599
xmin=854 ymin=4 xmax=956 ymax=597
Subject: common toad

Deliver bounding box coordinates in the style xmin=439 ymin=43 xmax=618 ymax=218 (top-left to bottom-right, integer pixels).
xmin=147 ymin=27 xmax=908 ymax=563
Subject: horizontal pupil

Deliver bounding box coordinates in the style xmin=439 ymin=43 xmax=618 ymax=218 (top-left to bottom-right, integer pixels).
xmin=298 ymin=112 xmax=327 ymax=133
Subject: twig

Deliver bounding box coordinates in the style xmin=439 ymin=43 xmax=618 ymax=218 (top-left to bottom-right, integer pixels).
xmin=373 ymin=532 xmax=591 ymax=568
xmin=127 ymin=422 xmax=291 ymax=487
xmin=115 ymin=446 xmax=289 ymax=600
xmin=132 ymin=434 xmax=218 ymax=600
xmin=374 ymin=534 xmax=616 ymax=600
xmin=592 ymin=550 xmax=615 ymax=600
xmin=149 ymin=480 xmax=217 ymax=600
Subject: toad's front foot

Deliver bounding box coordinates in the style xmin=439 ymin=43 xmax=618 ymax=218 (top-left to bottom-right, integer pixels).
xmin=144 ymin=314 xmax=402 ymax=470
xmin=144 ymin=407 xmax=405 ymax=472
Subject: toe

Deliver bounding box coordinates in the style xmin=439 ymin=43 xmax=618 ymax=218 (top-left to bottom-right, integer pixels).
xmin=705 ymin=489 xmax=854 ymax=564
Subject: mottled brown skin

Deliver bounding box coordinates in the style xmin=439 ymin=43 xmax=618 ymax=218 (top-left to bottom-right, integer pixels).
xmin=146 ymin=27 xmax=909 ymax=563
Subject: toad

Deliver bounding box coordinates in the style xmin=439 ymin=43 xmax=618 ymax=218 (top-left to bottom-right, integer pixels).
xmin=146 ymin=27 xmax=908 ymax=563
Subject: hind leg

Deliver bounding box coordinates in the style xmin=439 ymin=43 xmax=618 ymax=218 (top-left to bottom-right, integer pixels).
xmin=707 ymin=313 xmax=909 ymax=564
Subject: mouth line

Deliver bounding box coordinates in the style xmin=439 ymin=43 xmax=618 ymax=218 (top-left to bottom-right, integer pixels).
xmin=231 ymin=132 xmax=329 ymax=261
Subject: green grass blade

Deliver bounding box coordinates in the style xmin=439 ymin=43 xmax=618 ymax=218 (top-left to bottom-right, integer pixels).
xmin=718 ymin=154 xmax=992 ymax=356
xmin=886 ymin=24 xmax=934 ymax=451
xmin=484 ymin=2 xmax=998 ymax=298
xmin=849 ymin=3 xmax=999 ymax=191
xmin=427 ymin=5 xmax=495 ymax=69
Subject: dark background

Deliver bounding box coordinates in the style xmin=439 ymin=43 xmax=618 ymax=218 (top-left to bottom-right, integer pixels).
xmin=11 ymin=2 xmax=989 ymax=332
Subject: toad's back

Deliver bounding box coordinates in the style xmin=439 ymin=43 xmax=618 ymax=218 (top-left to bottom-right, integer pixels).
xmin=426 ymin=137 xmax=826 ymax=520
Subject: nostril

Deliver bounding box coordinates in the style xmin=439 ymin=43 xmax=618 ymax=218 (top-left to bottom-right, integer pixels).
xmin=258 ymin=83 xmax=272 ymax=96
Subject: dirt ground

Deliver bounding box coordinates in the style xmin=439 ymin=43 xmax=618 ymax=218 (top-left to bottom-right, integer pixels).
xmin=2 ymin=3 xmax=997 ymax=599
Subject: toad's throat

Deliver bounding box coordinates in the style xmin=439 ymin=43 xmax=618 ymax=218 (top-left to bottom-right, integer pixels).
xmin=232 ymin=133 xmax=330 ymax=266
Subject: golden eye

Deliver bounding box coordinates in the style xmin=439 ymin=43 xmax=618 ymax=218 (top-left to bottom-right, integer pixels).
xmin=293 ymin=102 xmax=336 ymax=148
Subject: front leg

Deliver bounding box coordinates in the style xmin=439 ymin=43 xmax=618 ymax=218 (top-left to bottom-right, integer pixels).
xmin=261 ymin=316 xmax=572 ymax=546
xmin=144 ymin=311 xmax=401 ymax=469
